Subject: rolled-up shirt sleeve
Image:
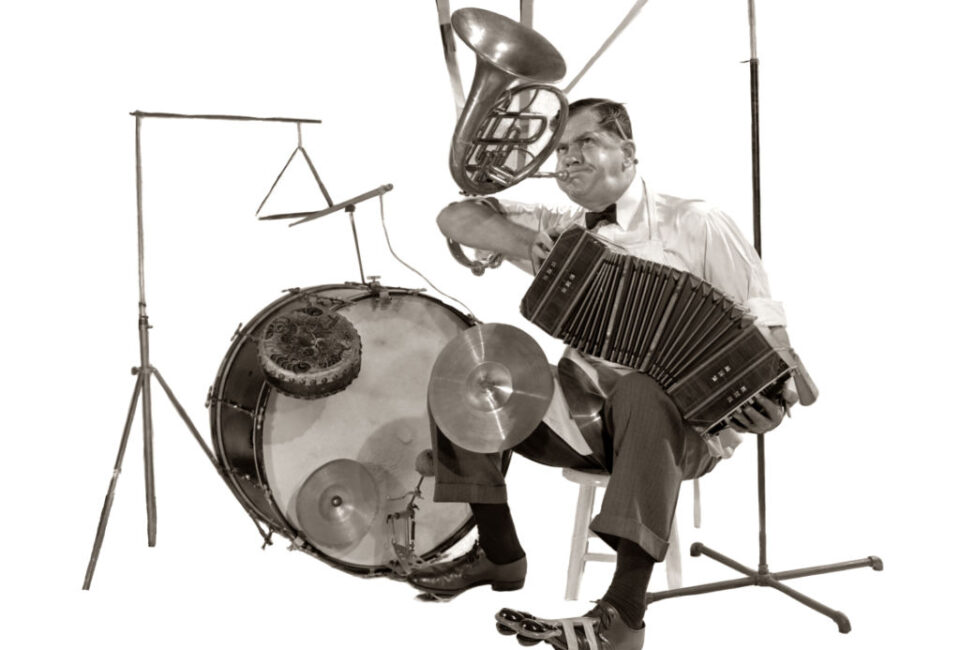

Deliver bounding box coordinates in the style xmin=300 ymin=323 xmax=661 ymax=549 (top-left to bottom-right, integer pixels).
xmin=699 ymin=208 xmax=787 ymax=328
xmin=495 ymin=200 xmax=583 ymax=273
xmin=499 ymin=200 xmax=583 ymax=236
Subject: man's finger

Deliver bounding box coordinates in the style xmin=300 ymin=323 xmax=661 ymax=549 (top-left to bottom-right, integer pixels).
xmin=781 ymin=386 xmax=799 ymax=407
xmin=729 ymin=411 xmax=752 ymax=430
xmin=753 ymin=394 xmax=780 ymax=417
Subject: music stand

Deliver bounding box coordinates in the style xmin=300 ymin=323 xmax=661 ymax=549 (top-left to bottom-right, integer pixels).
xmin=645 ymin=2 xmax=882 ymax=633
xmin=82 ymin=110 xmax=328 ymax=590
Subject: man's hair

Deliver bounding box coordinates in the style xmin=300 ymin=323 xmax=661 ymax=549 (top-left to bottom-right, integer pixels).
xmin=562 ymin=98 xmax=634 ymax=140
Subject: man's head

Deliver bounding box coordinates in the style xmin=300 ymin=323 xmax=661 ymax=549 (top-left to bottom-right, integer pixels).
xmin=554 ymin=99 xmax=637 ymax=211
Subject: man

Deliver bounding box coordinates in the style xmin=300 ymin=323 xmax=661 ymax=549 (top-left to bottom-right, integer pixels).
xmin=410 ymin=99 xmax=798 ymax=650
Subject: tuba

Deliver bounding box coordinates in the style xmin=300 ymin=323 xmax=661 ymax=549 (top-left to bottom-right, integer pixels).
xmin=449 ymin=8 xmax=569 ymax=197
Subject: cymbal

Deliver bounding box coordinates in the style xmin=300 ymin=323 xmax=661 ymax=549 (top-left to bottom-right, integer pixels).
xmin=296 ymin=459 xmax=380 ymax=549
xmin=428 ymin=323 xmax=553 ymax=453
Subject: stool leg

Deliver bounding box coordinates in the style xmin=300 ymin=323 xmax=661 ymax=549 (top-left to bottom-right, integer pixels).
xmin=665 ymin=519 xmax=683 ymax=589
xmin=565 ymin=484 xmax=597 ymax=600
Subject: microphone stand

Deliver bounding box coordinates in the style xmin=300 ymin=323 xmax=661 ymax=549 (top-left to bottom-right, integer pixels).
xmin=645 ymin=1 xmax=882 ymax=633
xmin=82 ymin=110 xmax=325 ymax=590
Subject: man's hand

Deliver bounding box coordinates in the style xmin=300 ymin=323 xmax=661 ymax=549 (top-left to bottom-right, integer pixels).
xmin=728 ymin=382 xmax=799 ymax=434
xmin=528 ymin=230 xmax=555 ymax=271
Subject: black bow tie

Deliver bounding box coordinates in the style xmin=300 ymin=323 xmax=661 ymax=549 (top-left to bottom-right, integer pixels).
xmin=584 ymin=203 xmax=617 ymax=230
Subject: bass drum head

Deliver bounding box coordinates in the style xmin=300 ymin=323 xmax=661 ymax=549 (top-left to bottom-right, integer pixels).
xmin=210 ymin=285 xmax=475 ymax=574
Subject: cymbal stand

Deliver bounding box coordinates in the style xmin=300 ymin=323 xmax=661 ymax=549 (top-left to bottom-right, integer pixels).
xmin=645 ymin=2 xmax=882 ymax=632
xmin=83 ymin=110 xmax=326 ymax=590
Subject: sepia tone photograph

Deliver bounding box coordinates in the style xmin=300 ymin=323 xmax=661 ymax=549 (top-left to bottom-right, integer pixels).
xmin=2 ymin=1 xmax=956 ymax=649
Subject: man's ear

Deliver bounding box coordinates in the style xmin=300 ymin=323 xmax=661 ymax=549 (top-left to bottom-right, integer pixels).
xmin=620 ymin=140 xmax=636 ymax=168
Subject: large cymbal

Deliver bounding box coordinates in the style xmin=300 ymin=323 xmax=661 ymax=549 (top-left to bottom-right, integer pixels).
xmin=296 ymin=459 xmax=380 ymax=549
xmin=428 ymin=323 xmax=553 ymax=453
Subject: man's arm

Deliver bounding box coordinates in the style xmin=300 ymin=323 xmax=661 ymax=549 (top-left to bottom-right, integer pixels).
xmin=695 ymin=208 xmax=804 ymax=433
xmin=437 ymin=200 xmax=555 ymax=272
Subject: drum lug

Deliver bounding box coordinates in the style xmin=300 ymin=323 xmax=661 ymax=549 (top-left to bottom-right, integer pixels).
xmin=207 ymin=395 xmax=256 ymax=418
xmin=365 ymin=276 xmax=392 ymax=306
xmin=283 ymin=287 xmax=302 ymax=295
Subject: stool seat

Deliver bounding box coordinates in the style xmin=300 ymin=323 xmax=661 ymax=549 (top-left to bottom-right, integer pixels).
xmin=562 ymin=467 xmax=682 ymax=600
xmin=562 ymin=467 xmax=611 ymax=487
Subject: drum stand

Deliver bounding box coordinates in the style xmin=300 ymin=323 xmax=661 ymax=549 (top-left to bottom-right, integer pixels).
xmin=83 ymin=111 xmax=326 ymax=590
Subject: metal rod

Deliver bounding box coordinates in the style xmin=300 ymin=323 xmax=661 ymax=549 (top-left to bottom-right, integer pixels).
xmin=347 ymin=206 xmax=366 ymax=282
xmin=82 ymin=376 xmax=144 ymax=589
xmin=276 ymin=184 xmax=394 ymax=225
xmin=131 ymin=110 xmax=323 ymax=124
xmin=151 ymin=367 xmax=274 ymax=544
xmin=563 ymin=0 xmax=651 ymax=95
xmin=151 ymin=367 xmax=220 ymax=467
xmin=434 ymin=0 xmax=466 ymax=117
xmin=530 ymin=170 xmax=569 ymax=180
xmin=746 ymin=0 xmax=768 ymax=574
xmin=758 ymin=434 xmax=768 ymax=572
xmin=766 ymin=578 xmax=851 ymax=632
xmin=646 ymin=575 xmax=757 ymax=604
xmin=748 ymin=0 xmax=762 ymax=256
xmin=772 ymin=557 xmax=883 ymax=581
xmin=298 ymin=145 xmax=335 ymax=207
xmin=255 ymin=147 xmax=300 ymax=216
xmin=695 ymin=543 xmax=760 ymax=577
xmin=135 ymin=115 xmax=159 ymax=548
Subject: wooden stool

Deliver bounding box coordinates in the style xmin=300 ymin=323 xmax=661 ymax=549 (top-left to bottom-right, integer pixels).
xmin=562 ymin=468 xmax=682 ymax=600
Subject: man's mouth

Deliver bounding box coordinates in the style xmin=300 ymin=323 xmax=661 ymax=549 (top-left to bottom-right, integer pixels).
xmin=559 ymin=166 xmax=589 ymax=181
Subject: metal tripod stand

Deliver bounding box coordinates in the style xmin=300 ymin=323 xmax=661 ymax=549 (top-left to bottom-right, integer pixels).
xmin=645 ymin=1 xmax=882 ymax=632
xmin=82 ymin=111 xmax=325 ymax=589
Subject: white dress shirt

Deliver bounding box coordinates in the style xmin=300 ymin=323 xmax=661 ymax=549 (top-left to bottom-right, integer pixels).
xmin=499 ymin=175 xmax=786 ymax=458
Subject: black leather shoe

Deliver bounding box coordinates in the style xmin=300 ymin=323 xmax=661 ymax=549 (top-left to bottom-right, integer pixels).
xmin=407 ymin=544 xmax=526 ymax=598
xmin=514 ymin=600 xmax=644 ymax=650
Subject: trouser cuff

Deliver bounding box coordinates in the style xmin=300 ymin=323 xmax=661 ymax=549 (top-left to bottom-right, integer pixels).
xmin=590 ymin=512 xmax=670 ymax=561
xmin=432 ymin=482 xmax=508 ymax=504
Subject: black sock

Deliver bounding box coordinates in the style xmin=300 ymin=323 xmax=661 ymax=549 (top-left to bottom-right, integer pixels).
xmin=469 ymin=503 xmax=525 ymax=564
xmin=601 ymin=538 xmax=654 ymax=630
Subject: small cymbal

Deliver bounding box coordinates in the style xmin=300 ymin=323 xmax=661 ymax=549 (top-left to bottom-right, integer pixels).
xmin=428 ymin=323 xmax=553 ymax=453
xmin=296 ymin=459 xmax=380 ymax=549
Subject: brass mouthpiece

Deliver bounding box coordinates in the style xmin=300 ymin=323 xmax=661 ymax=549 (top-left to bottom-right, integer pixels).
xmin=531 ymin=170 xmax=569 ymax=181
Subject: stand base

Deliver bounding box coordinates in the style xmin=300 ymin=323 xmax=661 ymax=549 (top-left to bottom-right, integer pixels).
xmin=646 ymin=543 xmax=883 ymax=633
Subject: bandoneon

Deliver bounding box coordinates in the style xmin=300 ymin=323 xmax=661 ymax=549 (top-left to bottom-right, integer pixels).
xmin=521 ymin=227 xmax=797 ymax=435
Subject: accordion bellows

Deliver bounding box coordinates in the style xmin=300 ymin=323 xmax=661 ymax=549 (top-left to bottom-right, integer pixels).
xmin=521 ymin=226 xmax=797 ymax=434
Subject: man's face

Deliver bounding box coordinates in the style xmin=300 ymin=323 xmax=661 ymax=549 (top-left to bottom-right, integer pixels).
xmin=554 ymin=109 xmax=635 ymax=210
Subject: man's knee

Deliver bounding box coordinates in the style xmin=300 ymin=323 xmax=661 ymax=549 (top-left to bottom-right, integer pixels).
xmin=608 ymin=373 xmax=673 ymax=415
xmin=604 ymin=372 xmax=685 ymax=447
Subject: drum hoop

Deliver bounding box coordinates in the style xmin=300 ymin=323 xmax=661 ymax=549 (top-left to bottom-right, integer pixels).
xmin=210 ymin=284 xmax=480 ymax=575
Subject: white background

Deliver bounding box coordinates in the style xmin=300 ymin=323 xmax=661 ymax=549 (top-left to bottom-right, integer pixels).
xmin=2 ymin=1 xmax=957 ymax=648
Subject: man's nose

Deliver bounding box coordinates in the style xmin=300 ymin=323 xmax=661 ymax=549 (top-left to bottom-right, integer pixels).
xmin=559 ymin=147 xmax=580 ymax=167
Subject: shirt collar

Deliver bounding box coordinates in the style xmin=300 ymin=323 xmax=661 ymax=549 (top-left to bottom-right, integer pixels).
xmin=614 ymin=174 xmax=646 ymax=230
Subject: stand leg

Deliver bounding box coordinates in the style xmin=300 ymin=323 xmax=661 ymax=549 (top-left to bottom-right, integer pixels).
xmin=83 ymin=375 xmax=143 ymax=590
xmin=152 ymin=368 xmax=221 ymax=467
xmin=152 ymin=367 xmax=274 ymax=544
xmin=767 ymin=577 xmax=852 ymax=633
xmin=141 ymin=366 xmax=157 ymax=547
xmin=690 ymin=542 xmax=758 ymax=577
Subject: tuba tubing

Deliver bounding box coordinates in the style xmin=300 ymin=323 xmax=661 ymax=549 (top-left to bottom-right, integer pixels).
xmin=449 ymin=8 xmax=568 ymax=196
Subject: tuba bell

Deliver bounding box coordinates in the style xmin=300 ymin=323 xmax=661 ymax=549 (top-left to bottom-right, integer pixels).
xmin=449 ymin=8 xmax=569 ymax=196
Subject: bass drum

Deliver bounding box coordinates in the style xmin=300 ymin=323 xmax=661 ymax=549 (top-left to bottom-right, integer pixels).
xmin=209 ymin=284 xmax=475 ymax=575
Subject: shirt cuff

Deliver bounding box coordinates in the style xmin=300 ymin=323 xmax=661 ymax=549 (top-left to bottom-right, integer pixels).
xmin=745 ymin=297 xmax=787 ymax=328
